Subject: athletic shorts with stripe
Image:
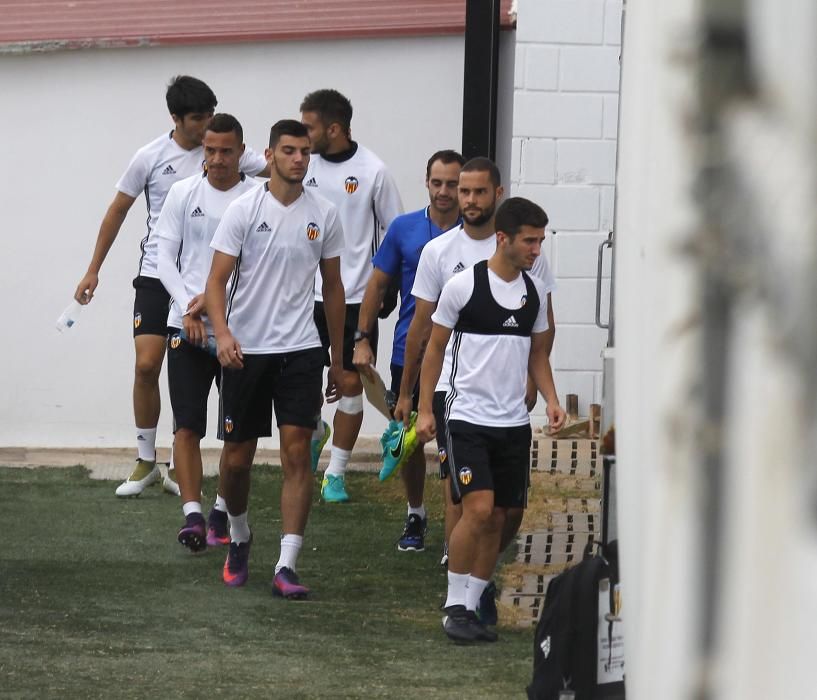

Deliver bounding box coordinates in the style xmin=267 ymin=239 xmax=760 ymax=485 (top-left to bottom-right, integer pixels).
xmin=167 ymin=328 xmax=221 ymax=438
xmin=313 ymin=302 xmax=378 ymax=372
xmin=218 ymin=347 xmax=324 ymax=443
xmin=132 ymin=275 xmax=171 ymax=337
xmin=446 ymin=420 xmax=532 ymax=509
xmin=433 ymin=391 xmax=450 ymax=479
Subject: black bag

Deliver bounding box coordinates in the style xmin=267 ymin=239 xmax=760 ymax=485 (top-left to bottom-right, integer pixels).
xmin=527 ymin=454 xmax=625 ymax=700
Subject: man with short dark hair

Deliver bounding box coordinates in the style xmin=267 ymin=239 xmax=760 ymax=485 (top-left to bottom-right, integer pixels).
xmin=353 ymin=149 xmax=464 ymax=551
xmin=300 ymin=88 xmax=403 ymax=503
xmin=73 ymin=76 xmax=268 ymax=498
xmin=416 ymin=196 xmax=566 ymax=643
xmin=398 ymin=158 xmax=557 ymax=620
xmin=205 ymin=119 xmax=346 ymax=598
xmin=156 ymin=113 xmax=259 ymax=552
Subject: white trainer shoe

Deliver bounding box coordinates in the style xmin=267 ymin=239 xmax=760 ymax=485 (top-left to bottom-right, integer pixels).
xmin=162 ymin=465 xmax=181 ymax=497
xmin=115 ymin=459 xmax=161 ymax=497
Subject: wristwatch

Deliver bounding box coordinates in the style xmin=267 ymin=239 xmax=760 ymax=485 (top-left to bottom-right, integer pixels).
xmin=353 ymin=329 xmax=371 ymax=343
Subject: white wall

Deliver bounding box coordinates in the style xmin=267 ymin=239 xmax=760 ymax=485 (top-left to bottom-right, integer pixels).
xmin=0 ymin=36 xmax=465 ymax=449
xmin=511 ymin=0 xmax=623 ymax=417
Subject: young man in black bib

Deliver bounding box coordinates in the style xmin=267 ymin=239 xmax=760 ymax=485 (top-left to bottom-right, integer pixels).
xmin=416 ymin=197 xmax=566 ymax=643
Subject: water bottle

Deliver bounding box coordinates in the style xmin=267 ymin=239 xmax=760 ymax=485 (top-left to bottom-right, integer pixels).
xmin=179 ymin=328 xmax=218 ymax=356
xmin=56 ymin=300 xmax=83 ymax=332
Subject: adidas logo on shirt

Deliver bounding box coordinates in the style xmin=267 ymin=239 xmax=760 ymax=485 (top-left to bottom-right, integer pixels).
xmin=256 ymin=222 xmax=272 ymax=232
xmin=305 ymin=177 xmax=318 ymax=187
xmin=452 ymin=262 xmax=466 ymax=274
xmin=190 ymin=206 xmax=204 ymax=218
xmin=502 ymin=315 xmax=519 ymax=328
xmin=162 ymin=165 xmax=177 ymax=175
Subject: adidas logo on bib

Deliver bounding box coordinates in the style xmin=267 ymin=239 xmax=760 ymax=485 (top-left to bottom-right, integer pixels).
xmin=452 ymin=262 xmax=465 ymax=274
xmin=256 ymin=222 xmax=272 ymax=232
xmin=191 ymin=206 xmax=204 ymax=218
xmin=503 ymin=315 xmax=519 ymax=328
xmin=305 ymin=177 xmax=318 ymax=187
xmin=162 ymin=165 xmax=177 ymax=175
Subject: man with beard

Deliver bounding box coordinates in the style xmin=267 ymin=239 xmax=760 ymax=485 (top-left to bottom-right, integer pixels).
xmin=300 ymin=89 xmax=404 ymax=503
xmin=352 ymin=149 xmax=464 ymax=551
xmin=395 ymin=158 xmax=556 ymax=622
xmin=204 ymin=120 xmax=345 ymax=597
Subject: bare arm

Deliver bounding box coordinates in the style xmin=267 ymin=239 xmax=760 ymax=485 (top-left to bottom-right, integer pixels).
xmin=415 ymin=323 xmax=453 ymax=443
xmin=394 ymin=297 xmax=436 ymax=422
xmin=205 ymin=250 xmax=242 ymax=369
xmin=74 ymin=191 xmax=136 ymax=303
xmin=320 ymin=256 xmax=347 ymax=403
xmin=526 ymin=292 xmax=555 ymax=410
xmin=352 ymin=267 xmax=392 ymax=378
xmin=529 ymin=332 xmax=566 ymax=432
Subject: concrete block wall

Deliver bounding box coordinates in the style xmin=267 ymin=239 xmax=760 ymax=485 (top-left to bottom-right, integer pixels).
xmin=512 ymin=0 xmax=622 ymax=417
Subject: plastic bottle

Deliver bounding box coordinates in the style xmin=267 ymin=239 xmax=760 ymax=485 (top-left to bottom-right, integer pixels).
xmin=56 ymin=300 xmax=83 ymax=332
xmin=179 ymin=328 xmax=218 ymax=356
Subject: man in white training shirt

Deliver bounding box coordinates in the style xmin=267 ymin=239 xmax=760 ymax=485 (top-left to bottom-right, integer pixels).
xmin=155 ymin=113 xmax=259 ymax=553
xmin=205 ymin=120 xmax=345 ymax=598
xmin=398 ymin=158 xmax=557 ymax=620
xmin=300 ymin=88 xmax=404 ymax=504
xmin=416 ymin=197 xmax=566 ymax=643
xmin=73 ymin=76 xmax=268 ymax=498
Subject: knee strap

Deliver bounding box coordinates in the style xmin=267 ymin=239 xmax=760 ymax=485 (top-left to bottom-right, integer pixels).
xmin=337 ymin=393 xmax=364 ymax=414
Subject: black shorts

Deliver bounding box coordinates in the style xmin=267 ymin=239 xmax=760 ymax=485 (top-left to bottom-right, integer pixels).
xmin=446 ymin=420 xmax=532 ymax=509
xmin=167 ymin=329 xmax=221 ymax=438
xmin=313 ymin=302 xmax=378 ymax=372
xmin=218 ymin=347 xmax=324 ymax=442
xmin=389 ymin=363 xmax=419 ymax=412
xmin=433 ymin=391 xmax=451 ymax=479
xmin=132 ymin=275 xmax=171 ymax=337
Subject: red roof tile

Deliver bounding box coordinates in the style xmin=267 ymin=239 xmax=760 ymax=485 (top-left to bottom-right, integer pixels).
xmin=0 ymin=0 xmax=516 ymax=53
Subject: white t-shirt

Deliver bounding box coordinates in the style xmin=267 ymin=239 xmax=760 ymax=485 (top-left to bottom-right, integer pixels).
xmin=116 ymin=131 xmax=267 ymax=279
xmin=154 ymin=173 xmax=260 ymax=331
xmin=210 ymin=184 xmax=345 ymax=354
xmin=412 ymin=225 xmax=557 ymax=392
xmin=306 ymin=143 xmax=403 ymax=303
xmin=432 ymin=265 xmax=550 ymax=427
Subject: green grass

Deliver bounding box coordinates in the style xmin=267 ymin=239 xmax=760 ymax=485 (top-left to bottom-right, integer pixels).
xmin=0 ymin=466 xmax=533 ymax=699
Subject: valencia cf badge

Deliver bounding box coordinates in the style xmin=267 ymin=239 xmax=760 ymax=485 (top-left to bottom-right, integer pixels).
xmin=170 ymin=334 xmax=182 ymax=349
xmin=306 ymin=222 xmax=321 ymax=240
xmin=458 ymin=466 xmax=473 ymax=486
xmin=344 ymin=176 xmax=359 ymax=194
xmin=520 ymin=294 xmax=528 ymax=307
xmin=133 ymin=312 xmax=142 ymax=330
xmin=438 ymin=448 xmax=447 ymax=464
xmin=224 ymin=416 xmax=234 ymax=434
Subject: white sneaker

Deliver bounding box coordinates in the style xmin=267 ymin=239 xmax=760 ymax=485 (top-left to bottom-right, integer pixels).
xmin=162 ymin=465 xmax=181 ymax=497
xmin=115 ymin=459 xmax=161 ymax=497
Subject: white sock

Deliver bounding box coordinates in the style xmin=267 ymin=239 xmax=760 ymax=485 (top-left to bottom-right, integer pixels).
xmin=214 ymin=494 xmax=227 ymax=512
xmin=169 ymin=443 xmax=175 ymax=471
xmin=228 ymin=511 xmax=251 ymax=544
xmin=311 ymin=416 xmax=325 ymax=441
xmin=444 ymin=571 xmax=470 ymax=608
xmin=136 ymin=427 xmax=157 ymax=461
xmin=182 ymin=501 xmax=202 ymax=517
xmin=324 ymin=445 xmax=351 ymax=478
xmin=275 ymin=534 xmax=303 ymax=573
xmin=465 ymin=576 xmax=490 ymax=612
xmin=408 ymin=504 xmax=426 ymax=520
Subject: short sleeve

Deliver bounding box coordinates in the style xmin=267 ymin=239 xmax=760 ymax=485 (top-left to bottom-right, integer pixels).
xmin=320 ymin=205 xmax=345 ymax=259
xmin=531 ymin=278 xmax=551 ymax=333
xmin=210 ymin=198 xmax=247 ymax=257
xmin=239 ymin=147 xmax=267 ymax=177
xmin=431 ymin=272 xmax=473 ymax=329
xmin=115 ymin=148 xmax=151 ymax=198
xmin=411 ymin=243 xmax=443 ymax=302
xmin=372 ymin=168 xmax=404 ymax=231
xmin=152 ymin=181 xmax=185 ymax=244
xmin=372 ymin=219 xmax=403 ymax=275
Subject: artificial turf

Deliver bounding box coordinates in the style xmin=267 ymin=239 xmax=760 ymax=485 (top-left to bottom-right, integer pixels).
xmin=0 ymin=465 xmax=534 ymax=699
